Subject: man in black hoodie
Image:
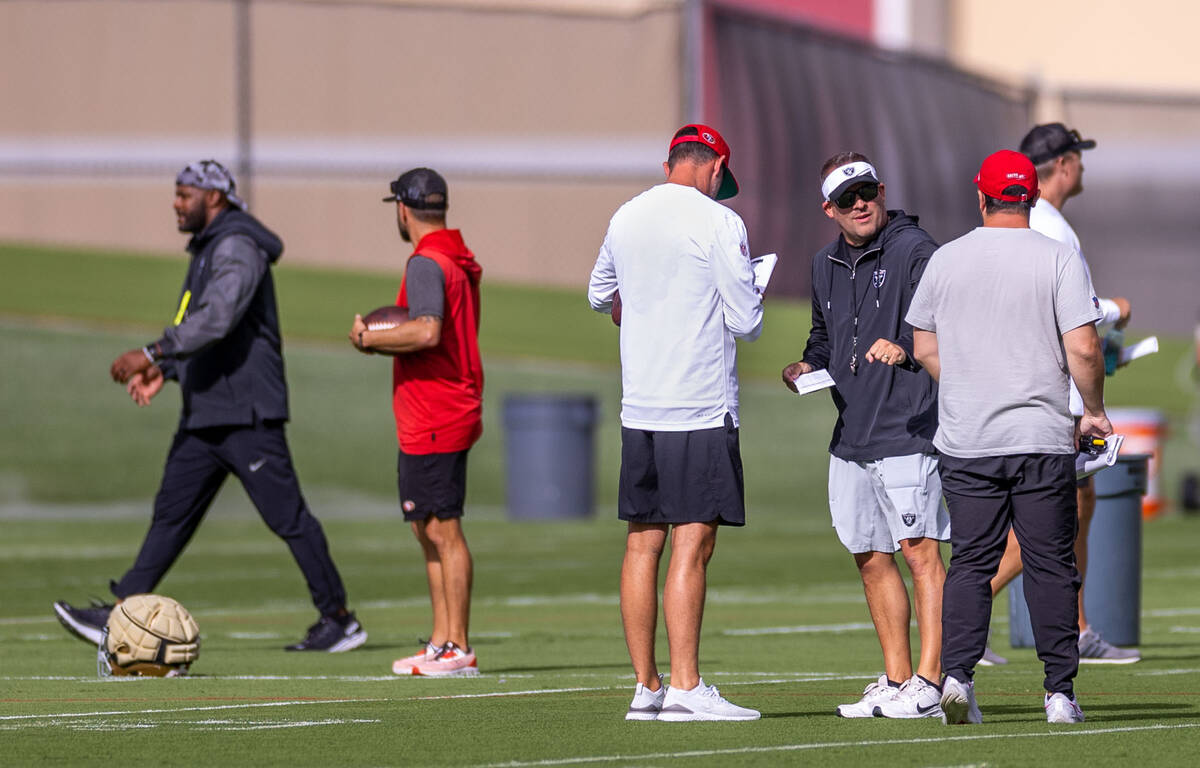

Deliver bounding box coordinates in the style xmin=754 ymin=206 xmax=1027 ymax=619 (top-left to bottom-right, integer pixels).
xmin=782 ymin=153 xmax=947 ymax=718
xmin=53 ymin=160 xmax=365 ymax=654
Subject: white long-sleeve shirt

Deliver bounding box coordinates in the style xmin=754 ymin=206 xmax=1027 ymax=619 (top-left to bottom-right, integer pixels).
xmin=1030 ymin=197 xmax=1118 ymax=417
xmin=588 ymin=183 xmax=764 ymax=431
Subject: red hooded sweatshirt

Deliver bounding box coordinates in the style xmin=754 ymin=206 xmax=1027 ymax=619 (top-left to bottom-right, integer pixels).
xmin=392 ymin=229 xmax=484 ymax=454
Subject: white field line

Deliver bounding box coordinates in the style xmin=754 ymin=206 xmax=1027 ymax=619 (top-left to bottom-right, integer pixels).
xmin=1 ymin=717 xmax=381 ymax=732
xmin=1169 ymin=626 xmax=1200 ymax=633
xmin=0 ymin=698 xmax=383 ymax=722
xmin=471 ymin=723 xmax=1200 ymax=768
xmin=1135 ymin=667 xmax=1200 ymax=676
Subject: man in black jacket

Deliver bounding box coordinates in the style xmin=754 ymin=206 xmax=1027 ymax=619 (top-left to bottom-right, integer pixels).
xmin=53 ymin=160 xmax=365 ymax=653
xmin=782 ymin=152 xmax=947 ymax=718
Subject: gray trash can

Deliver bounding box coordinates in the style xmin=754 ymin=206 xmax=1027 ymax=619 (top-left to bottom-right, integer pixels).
xmin=502 ymin=394 xmax=598 ymax=520
xmin=1008 ymin=454 xmax=1150 ymax=648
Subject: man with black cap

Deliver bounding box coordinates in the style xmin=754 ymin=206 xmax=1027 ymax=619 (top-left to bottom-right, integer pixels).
xmin=907 ymin=149 xmax=1110 ymax=725
xmin=981 ymin=124 xmax=1139 ymax=665
xmin=350 ymin=168 xmax=484 ymax=677
xmin=54 ymin=159 xmax=366 ymax=653
xmin=588 ymin=125 xmax=763 ymax=721
xmin=781 ymin=152 xmax=948 ymax=719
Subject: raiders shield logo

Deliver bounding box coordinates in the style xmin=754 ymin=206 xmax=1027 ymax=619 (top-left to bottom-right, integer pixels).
xmin=902 ymin=512 xmax=916 ymax=526
xmin=872 ymin=268 xmax=887 ymax=288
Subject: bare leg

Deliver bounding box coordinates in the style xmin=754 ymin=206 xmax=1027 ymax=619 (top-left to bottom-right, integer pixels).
xmin=415 ymin=517 xmax=473 ymax=648
xmin=1075 ymin=479 xmax=1096 ymax=631
xmin=662 ymin=521 xmax=718 ymax=691
xmin=621 ymin=523 xmax=667 ymax=690
xmin=855 ymin=550 xmax=913 ymax=682
xmin=898 ymin=537 xmax=946 ymax=681
xmin=990 ymin=527 xmax=1023 ymax=596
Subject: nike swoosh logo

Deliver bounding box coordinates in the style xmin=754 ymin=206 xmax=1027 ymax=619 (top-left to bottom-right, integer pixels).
xmin=917 ymin=701 xmax=941 ymax=714
xmin=249 ymin=459 xmax=266 ymax=472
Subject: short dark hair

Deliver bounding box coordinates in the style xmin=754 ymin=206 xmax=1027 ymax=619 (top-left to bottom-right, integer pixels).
xmin=983 ymin=185 xmax=1034 ymax=215
xmin=820 ymin=151 xmax=872 ymax=182
xmin=667 ymin=126 xmax=718 ymax=170
xmin=407 ymin=207 xmax=446 ymax=225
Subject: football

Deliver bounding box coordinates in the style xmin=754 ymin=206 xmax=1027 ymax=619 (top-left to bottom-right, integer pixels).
xmin=611 ymin=290 xmax=622 ymax=327
xmin=363 ymin=304 xmax=410 ymax=331
xmin=101 ymin=593 xmax=200 ymax=677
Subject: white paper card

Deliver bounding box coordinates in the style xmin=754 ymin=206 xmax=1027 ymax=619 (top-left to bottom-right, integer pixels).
xmin=792 ymin=368 xmax=835 ymax=396
xmin=1076 ymin=433 xmax=1124 ymax=480
xmin=751 ymin=253 xmax=778 ymax=292
xmin=1120 ymin=336 xmax=1158 ymax=365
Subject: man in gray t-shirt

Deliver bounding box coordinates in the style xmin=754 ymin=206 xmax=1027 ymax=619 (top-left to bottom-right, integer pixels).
xmin=906 ymin=150 xmax=1110 ymax=726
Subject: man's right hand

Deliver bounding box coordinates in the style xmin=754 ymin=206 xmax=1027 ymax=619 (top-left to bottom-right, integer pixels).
xmin=781 ymin=361 xmax=813 ymax=393
xmin=1079 ymin=410 xmax=1114 ymax=440
xmin=126 ymin=366 xmax=164 ymax=407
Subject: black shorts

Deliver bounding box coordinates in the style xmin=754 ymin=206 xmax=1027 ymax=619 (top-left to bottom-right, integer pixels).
xmin=618 ymin=413 xmax=745 ymax=526
xmin=397 ymin=449 xmax=469 ymax=522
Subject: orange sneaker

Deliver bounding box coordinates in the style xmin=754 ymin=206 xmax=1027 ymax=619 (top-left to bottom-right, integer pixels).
xmin=412 ymin=642 xmax=479 ymax=677
xmin=391 ymin=641 xmax=440 ymax=675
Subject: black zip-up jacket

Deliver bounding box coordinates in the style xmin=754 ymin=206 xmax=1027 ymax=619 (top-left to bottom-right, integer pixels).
xmin=152 ymin=207 xmax=288 ymax=429
xmin=801 ymin=210 xmax=938 ymax=461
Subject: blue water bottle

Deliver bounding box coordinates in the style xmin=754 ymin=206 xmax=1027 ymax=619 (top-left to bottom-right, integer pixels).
xmin=1103 ymin=329 xmax=1123 ymax=376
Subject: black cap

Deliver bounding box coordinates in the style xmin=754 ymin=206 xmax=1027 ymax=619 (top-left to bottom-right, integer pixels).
xmin=382 ymin=167 xmax=448 ymax=209
xmin=1019 ymin=123 xmax=1097 ymax=166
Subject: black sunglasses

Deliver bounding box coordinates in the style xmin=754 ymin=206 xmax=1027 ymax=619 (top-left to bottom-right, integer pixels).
xmin=833 ymin=183 xmax=880 ymax=209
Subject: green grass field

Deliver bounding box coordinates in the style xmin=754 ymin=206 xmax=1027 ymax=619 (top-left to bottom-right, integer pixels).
xmin=3 ymin=244 xmax=1200 ymax=766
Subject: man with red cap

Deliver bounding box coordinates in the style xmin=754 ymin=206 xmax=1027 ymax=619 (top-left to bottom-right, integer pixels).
xmin=588 ymin=124 xmax=763 ymax=721
xmin=906 ymin=150 xmax=1110 ymax=725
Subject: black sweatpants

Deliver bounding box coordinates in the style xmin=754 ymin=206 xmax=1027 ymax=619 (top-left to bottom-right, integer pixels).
xmin=939 ymin=452 xmax=1081 ymax=696
xmin=112 ymin=422 xmax=348 ymax=617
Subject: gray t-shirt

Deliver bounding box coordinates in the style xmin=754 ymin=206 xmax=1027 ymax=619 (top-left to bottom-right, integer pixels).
xmin=905 ymin=227 xmax=1101 ymax=458
xmin=406 ymin=255 xmax=445 ymax=319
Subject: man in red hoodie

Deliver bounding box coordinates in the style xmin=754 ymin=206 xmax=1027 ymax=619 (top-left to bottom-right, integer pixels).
xmin=350 ymin=167 xmax=484 ymax=677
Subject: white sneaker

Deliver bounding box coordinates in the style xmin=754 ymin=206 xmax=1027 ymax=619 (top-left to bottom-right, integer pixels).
xmin=625 ymin=675 xmax=665 ymax=721
xmin=875 ymin=676 xmax=943 ymax=719
xmin=656 ymin=679 xmax=760 ymax=721
xmin=940 ymin=675 xmax=982 ymax=725
xmin=978 ymin=646 xmax=1009 ymax=666
xmin=391 ymin=641 xmax=441 ymax=675
xmin=835 ymin=674 xmax=900 ymax=718
xmin=1045 ymin=692 xmax=1085 ymax=723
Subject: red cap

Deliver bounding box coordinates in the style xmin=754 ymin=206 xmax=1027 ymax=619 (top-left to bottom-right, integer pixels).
xmin=669 ymin=124 xmax=739 ymax=200
xmin=974 ymin=150 xmax=1038 ymax=202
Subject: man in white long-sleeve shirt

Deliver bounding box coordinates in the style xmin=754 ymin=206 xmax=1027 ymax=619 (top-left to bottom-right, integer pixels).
xmin=588 ymin=124 xmax=763 ymax=722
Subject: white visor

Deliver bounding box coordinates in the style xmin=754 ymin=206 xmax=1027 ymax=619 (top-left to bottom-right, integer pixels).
xmin=821 ymin=162 xmax=880 ymax=202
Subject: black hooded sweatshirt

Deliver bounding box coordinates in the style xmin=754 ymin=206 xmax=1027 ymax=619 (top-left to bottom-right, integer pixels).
xmin=152 ymin=206 xmax=289 ymax=429
xmin=801 ymin=210 xmax=938 ymax=461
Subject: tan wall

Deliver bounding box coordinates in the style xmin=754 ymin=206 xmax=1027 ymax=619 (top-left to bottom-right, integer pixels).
xmin=949 ymin=0 xmax=1200 ymax=96
xmin=0 ymin=0 xmax=684 ymax=284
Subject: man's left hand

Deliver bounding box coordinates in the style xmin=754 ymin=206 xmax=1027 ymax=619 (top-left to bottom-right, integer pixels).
xmin=110 ymin=348 xmax=152 ymax=383
xmin=865 ymin=339 xmax=906 ymax=367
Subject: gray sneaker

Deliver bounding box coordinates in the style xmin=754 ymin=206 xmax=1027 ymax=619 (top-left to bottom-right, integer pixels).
xmin=940 ymin=675 xmax=982 ymax=725
xmin=978 ymin=646 xmax=1008 ymax=666
xmin=1077 ymin=627 xmax=1140 ymax=664
xmin=625 ymin=675 xmax=665 ymax=721
xmin=1045 ymin=692 xmax=1085 ymax=723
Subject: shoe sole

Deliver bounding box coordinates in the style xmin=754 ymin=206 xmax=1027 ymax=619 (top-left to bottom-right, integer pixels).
xmin=410 ymin=666 xmax=480 ymax=678
xmin=625 ymin=710 xmax=659 ymax=721
xmin=656 ymin=711 xmax=760 ymax=722
xmin=1078 ymin=656 xmax=1140 ymax=665
xmin=52 ymin=602 xmax=104 ymax=646
xmin=835 ymin=707 xmax=878 ymax=718
xmin=326 ymin=629 xmax=367 ymax=653
xmin=875 ymin=705 xmax=943 ymax=719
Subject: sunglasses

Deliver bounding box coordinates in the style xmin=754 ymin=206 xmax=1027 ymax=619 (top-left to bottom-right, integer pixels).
xmin=833 ymin=183 xmax=880 ymax=209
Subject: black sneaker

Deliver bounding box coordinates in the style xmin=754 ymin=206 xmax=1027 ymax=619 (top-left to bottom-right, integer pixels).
xmin=284 ymin=613 xmax=367 ymax=652
xmin=53 ymin=600 xmax=114 ymax=646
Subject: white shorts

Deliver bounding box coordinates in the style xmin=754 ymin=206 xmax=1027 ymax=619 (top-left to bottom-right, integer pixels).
xmin=828 ymin=452 xmax=950 ymax=554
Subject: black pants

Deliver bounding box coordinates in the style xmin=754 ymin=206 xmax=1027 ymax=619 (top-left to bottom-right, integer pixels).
xmin=939 ymin=452 xmax=1080 ymax=696
xmin=112 ymin=422 xmax=348 ymax=617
